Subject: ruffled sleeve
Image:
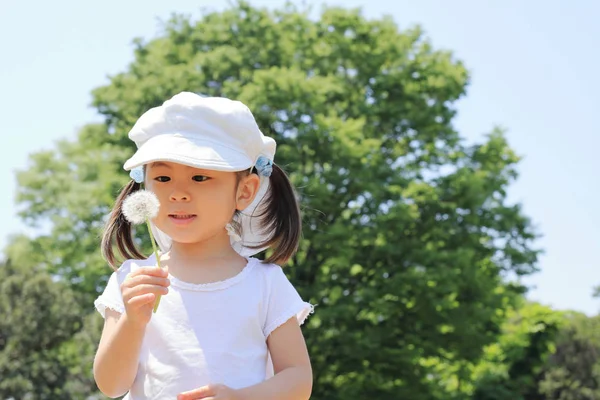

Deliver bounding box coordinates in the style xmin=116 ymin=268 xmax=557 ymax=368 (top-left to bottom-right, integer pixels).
xmin=93 ymin=260 xmax=133 ymax=318
xmin=262 ymin=264 xmax=314 ymax=338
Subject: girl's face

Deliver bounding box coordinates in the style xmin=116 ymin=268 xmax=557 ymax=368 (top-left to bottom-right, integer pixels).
xmin=145 ymin=161 xmax=260 ymax=246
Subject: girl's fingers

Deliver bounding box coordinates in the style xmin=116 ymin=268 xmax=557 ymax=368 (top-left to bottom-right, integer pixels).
xmin=178 ymin=384 xmax=224 ymax=400
xmin=124 ymin=274 xmax=170 ymax=288
xmin=128 ymin=284 xmax=169 ymax=298
xmin=121 ymin=270 xmax=169 ymax=319
xmin=126 ymin=292 xmax=155 ymax=308
xmin=123 ymin=285 xmax=169 ymax=304
xmin=129 ymin=266 xmax=167 ymax=278
xmin=126 ymin=276 xmax=171 ymax=290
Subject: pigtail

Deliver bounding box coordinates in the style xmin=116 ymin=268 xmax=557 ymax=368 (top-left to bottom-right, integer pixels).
xmin=101 ymin=179 xmax=146 ymax=269
xmin=251 ymin=164 xmax=302 ymax=265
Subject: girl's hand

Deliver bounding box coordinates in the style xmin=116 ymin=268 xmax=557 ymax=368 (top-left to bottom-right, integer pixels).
xmin=177 ymin=384 xmax=240 ymax=400
xmin=120 ymin=266 xmax=170 ymax=327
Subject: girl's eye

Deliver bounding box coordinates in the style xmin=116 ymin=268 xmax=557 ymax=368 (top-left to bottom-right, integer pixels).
xmin=155 ymin=176 xmax=171 ymax=182
xmin=193 ymin=175 xmax=209 ymax=182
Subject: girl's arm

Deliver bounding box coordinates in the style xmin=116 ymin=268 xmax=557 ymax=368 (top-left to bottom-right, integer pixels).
xmin=93 ymin=265 xmax=169 ymax=397
xmin=93 ymin=310 xmax=146 ymax=398
xmin=236 ymin=316 xmax=313 ymax=400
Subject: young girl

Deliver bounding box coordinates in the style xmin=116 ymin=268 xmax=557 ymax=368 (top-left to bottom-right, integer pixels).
xmin=93 ymin=92 xmax=314 ymax=400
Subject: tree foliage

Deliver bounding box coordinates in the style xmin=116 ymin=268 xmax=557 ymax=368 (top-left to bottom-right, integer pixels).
xmin=538 ymin=312 xmax=600 ymax=400
xmin=471 ymin=302 xmax=563 ymax=400
xmin=0 ymin=259 xmax=84 ymax=398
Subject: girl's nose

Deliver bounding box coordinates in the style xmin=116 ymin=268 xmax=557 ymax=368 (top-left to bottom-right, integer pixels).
xmin=169 ymin=190 xmax=190 ymax=202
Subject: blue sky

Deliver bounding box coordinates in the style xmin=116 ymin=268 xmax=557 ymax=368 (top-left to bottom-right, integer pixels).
xmin=1 ymin=0 xmax=598 ymax=314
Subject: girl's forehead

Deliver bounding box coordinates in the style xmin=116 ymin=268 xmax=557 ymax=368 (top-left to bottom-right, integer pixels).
xmin=148 ymin=161 xmax=176 ymax=169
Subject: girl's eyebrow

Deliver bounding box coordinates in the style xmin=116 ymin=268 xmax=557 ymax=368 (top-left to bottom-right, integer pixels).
xmin=150 ymin=162 xmax=172 ymax=169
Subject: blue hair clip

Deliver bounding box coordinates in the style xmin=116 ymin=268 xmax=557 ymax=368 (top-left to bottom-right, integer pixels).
xmin=129 ymin=166 xmax=144 ymax=183
xmin=255 ymin=156 xmax=273 ymax=177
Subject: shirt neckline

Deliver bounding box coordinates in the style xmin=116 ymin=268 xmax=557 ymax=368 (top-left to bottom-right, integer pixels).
xmin=162 ymin=256 xmax=258 ymax=292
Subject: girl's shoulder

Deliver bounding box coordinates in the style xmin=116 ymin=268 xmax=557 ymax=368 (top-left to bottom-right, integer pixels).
xmin=250 ymin=257 xmax=282 ymax=276
xmin=250 ymin=258 xmax=295 ymax=288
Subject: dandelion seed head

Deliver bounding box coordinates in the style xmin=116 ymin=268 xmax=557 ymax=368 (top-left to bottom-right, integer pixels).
xmin=122 ymin=190 xmax=160 ymax=225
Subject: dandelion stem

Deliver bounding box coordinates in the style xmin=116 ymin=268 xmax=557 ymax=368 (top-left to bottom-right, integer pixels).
xmin=146 ymin=218 xmax=163 ymax=313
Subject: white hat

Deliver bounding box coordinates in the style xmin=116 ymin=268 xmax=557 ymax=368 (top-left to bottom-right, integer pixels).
xmin=123 ymin=91 xmax=276 ymax=257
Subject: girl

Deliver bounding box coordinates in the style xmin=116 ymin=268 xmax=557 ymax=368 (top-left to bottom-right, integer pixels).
xmin=93 ymin=92 xmax=314 ymax=400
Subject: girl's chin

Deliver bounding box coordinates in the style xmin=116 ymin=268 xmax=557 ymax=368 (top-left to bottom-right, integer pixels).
xmin=157 ymin=230 xmax=223 ymax=245
xmin=153 ymin=221 xmax=231 ymax=245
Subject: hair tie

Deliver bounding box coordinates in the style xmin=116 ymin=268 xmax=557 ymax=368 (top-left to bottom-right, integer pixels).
xmin=129 ymin=166 xmax=145 ymax=183
xmin=255 ymin=156 xmax=273 ymax=177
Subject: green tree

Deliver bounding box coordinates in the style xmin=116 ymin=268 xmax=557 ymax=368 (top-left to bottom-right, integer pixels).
xmin=0 ymin=258 xmax=84 ymax=399
xmin=471 ymin=302 xmax=563 ymax=400
xmin=538 ymin=312 xmax=600 ymax=400
xmin=10 ymin=2 xmax=541 ymax=398
xmin=60 ymin=311 xmax=106 ymax=399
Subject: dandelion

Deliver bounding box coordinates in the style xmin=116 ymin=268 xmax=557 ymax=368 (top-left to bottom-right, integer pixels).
xmin=122 ymin=190 xmax=160 ymax=224
xmin=122 ymin=190 xmax=164 ymax=313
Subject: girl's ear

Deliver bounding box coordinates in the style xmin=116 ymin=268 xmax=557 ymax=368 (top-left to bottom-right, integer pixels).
xmin=236 ymin=173 xmax=261 ymax=211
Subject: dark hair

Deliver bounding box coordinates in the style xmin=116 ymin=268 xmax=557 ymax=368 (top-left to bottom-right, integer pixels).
xmin=101 ymin=180 xmax=145 ymax=269
xmin=101 ymin=163 xmax=302 ymax=268
xmin=243 ymin=164 xmax=302 ymax=265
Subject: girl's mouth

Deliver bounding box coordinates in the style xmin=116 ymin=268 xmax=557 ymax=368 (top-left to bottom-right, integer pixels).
xmin=168 ymin=214 xmax=197 ymax=225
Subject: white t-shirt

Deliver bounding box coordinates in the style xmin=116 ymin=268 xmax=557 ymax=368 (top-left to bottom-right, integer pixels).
xmin=94 ymin=255 xmax=313 ymax=400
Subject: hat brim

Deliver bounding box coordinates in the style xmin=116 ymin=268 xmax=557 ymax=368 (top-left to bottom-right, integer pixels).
xmin=123 ymin=134 xmax=254 ymax=172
